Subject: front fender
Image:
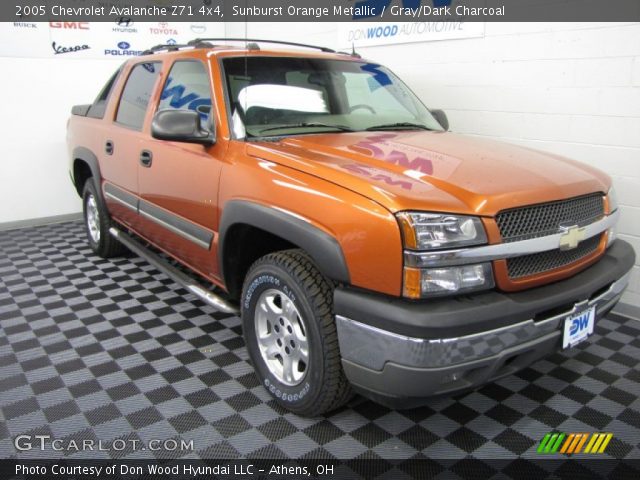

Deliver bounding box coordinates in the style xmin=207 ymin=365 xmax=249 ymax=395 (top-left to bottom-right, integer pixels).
xmin=219 ymin=200 xmax=350 ymax=284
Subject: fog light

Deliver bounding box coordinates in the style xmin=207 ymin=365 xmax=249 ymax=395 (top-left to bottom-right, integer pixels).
xmin=403 ymin=263 xmax=494 ymax=298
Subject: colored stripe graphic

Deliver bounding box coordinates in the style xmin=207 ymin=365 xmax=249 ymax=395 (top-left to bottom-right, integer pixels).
xmin=584 ymin=433 xmax=599 ymax=453
xmin=538 ymin=432 xmax=613 ymax=455
xmin=537 ymin=433 xmax=552 ymax=453
xmin=559 ymin=433 xmax=575 ymax=454
xmin=550 ymin=433 xmax=565 ymax=453
xmin=567 ymin=433 xmax=583 ymax=454
xmin=574 ymin=433 xmax=589 ymax=453
xmin=597 ymin=433 xmax=613 ymax=453
xmin=585 ymin=433 xmax=613 ymax=454
xmin=545 ymin=433 xmax=559 ymax=453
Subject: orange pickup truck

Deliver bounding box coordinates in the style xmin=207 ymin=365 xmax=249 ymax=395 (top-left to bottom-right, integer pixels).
xmin=67 ymin=39 xmax=635 ymax=416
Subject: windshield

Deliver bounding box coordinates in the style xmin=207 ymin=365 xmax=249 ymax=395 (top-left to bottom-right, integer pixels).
xmin=222 ymin=56 xmax=443 ymax=138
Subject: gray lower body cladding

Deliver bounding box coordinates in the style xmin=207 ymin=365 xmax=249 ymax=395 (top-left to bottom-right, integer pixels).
xmin=334 ymin=240 xmax=635 ymax=408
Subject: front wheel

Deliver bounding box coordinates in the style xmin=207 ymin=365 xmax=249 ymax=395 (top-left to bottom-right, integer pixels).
xmin=241 ymin=250 xmax=352 ymax=416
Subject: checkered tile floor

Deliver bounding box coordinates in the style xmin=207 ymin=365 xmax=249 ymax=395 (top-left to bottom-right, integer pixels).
xmin=1 ymin=221 xmax=639 ymax=460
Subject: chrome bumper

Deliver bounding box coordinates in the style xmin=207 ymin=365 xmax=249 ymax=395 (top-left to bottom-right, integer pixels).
xmin=336 ymin=270 xmax=630 ymax=372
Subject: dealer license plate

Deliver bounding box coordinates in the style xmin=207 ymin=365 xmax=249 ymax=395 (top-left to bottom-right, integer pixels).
xmin=562 ymin=306 xmax=595 ymax=349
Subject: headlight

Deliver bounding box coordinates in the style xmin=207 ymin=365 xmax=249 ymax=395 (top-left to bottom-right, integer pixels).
xmin=606 ymin=187 xmax=619 ymax=247
xmin=403 ymin=263 xmax=494 ymax=299
xmin=396 ymin=212 xmax=487 ymax=250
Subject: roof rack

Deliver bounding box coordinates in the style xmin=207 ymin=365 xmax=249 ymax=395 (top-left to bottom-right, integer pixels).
xmin=187 ymin=38 xmax=336 ymax=53
xmin=141 ymin=43 xmax=191 ymax=55
xmin=141 ymin=39 xmax=345 ymax=56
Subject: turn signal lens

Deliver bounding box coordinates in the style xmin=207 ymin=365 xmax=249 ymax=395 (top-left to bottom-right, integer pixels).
xmin=403 ymin=263 xmax=494 ymax=298
xmin=403 ymin=267 xmax=422 ymax=299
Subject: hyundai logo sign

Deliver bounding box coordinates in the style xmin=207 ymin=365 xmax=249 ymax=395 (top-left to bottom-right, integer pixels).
xmin=117 ymin=41 xmax=130 ymax=50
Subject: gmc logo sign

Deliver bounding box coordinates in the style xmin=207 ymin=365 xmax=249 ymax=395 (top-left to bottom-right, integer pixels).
xmin=49 ymin=22 xmax=90 ymax=30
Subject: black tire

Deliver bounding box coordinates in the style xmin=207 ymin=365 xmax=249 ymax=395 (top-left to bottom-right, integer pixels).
xmin=241 ymin=249 xmax=352 ymax=416
xmin=82 ymin=179 xmax=127 ymax=258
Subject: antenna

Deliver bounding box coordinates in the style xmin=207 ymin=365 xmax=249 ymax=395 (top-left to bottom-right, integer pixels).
xmin=351 ymin=42 xmax=361 ymax=59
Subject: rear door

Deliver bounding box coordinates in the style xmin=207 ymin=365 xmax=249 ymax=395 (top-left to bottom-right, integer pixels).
xmin=101 ymin=61 xmax=161 ymax=228
xmin=136 ymin=59 xmax=225 ymax=279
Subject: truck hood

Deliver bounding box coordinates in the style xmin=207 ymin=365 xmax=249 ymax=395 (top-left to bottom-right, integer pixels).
xmin=246 ymin=131 xmax=610 ymax=216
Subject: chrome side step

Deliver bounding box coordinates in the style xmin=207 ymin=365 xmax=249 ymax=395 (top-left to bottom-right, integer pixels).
xmin=109 ymin=227 xmax=239 ymax=315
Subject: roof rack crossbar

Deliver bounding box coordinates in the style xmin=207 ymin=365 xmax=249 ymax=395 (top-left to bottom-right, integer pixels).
xmin=187 ymin=38 xmax=336 ymax=53
xmin=142 ymin=43 xmax=191 ymax=55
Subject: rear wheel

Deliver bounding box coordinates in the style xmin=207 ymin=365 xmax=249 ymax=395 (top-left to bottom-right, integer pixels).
xmin=241 ymin=250 xmax=352 ymax=416
xmin=82 ymin=179 xmax=126 ymax=258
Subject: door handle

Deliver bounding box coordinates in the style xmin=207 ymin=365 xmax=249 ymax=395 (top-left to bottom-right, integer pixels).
xmin=140 ymin=150 xmax=153 ymax=167
xmin=105 ymin=140 xmax=114 ymax=155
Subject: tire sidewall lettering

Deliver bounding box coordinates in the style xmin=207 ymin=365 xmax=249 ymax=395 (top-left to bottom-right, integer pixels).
xmin=243 ymin=274 xmax=280 ymax=309
xmin=243 ymin=269 xmax=316 ymax=407
xmin=264 ymin=378 xmax=310 ymax=403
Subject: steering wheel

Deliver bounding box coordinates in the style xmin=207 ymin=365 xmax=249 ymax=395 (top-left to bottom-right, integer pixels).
xmin=349 ymin=104 xmax=377 ymax=114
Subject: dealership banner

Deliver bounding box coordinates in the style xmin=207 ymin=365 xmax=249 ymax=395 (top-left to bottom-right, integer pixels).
xmin=337 ymin=20 xmax=484 ymax=48
xmin=1 ymin=0 xmax=639 ymax=22
xmin=0 ymin=21 xmax=224 ymax=59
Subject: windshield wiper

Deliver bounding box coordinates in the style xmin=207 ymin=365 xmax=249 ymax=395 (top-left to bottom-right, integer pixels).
xmin=257 ymin=122 xmax=356 ymax=134
xmin=365 ymin=122 xmax=434 ymax=131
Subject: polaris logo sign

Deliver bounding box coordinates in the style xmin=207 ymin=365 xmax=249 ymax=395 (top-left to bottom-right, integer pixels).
xmin=105 ymin=41 xmax=143 ymax=57
xmin=339 ymin=1 xmax=484 ymax=48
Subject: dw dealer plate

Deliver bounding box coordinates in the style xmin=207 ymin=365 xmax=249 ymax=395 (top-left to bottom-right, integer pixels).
xmin=562 ymin=306 xmax=595 ymax=349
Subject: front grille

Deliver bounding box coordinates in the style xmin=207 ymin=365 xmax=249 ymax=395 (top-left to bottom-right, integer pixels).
xmin=496 ymin=193 xmax=604 ymax=243
xmin=506 ymin=235 xmax=601 ymax=279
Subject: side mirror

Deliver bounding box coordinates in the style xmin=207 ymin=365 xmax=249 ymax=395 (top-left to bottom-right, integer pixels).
xmin=151 ymin=109 xmax=215 ymax=145
xmin=430 ymin=109 xmax=449 ymax=131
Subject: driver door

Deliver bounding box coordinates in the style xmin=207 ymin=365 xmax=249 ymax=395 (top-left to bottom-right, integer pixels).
xmin=137 ymin=59 xmax=225 ymax=279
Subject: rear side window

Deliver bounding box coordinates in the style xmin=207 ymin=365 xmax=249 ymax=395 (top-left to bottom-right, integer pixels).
xmin=116 ymin=62 xmax=161 ymax=130
xmin=88 ymin=68 xmax=121 ymax=119
xmin=158 ymin=60 xmax=212 ymax=124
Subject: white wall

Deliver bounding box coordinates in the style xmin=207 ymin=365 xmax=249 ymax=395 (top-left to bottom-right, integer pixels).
xmin=0 ymin=21 xmax=225 ymax=226
xmin=228 ymin=22 xmax=640 ymax=307
xmin=0 ymin=56 xmax=123 ymax=223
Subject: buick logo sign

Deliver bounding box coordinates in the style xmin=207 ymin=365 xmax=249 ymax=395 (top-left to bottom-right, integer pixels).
xmin=118 ymin=41 xmax=130 ymax=50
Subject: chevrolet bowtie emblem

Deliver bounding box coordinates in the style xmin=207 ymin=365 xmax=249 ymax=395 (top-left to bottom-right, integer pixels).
xmin=559 ymin=225 xmax=586 ymax=250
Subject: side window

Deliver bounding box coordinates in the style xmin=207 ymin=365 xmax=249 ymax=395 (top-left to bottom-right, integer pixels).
xmin=158 ymin=61 xmax=212 ymax=124
xmin=88 ymin=67 xmax=121 ymax=119
xmin=116 ymin=62 xmax=161 ymax=130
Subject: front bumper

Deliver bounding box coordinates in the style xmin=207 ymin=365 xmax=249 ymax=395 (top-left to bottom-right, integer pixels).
xmin=335 ymin=239 xmax=635 ymax=408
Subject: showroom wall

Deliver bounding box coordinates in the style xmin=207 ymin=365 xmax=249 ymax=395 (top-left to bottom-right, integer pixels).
xmin=0 ymin=56 xmax=123 ymax=223
xmin=0 ymin=21 xmax=223 ymax=226
xmin=0 ymin=21 xmax=638 ymax=308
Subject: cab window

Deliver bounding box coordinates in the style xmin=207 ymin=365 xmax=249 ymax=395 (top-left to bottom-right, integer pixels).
xmin=115 ymin=62 xmax=161 ymax=130
xmin=158 ymin=60 xmax=212 ymax=125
